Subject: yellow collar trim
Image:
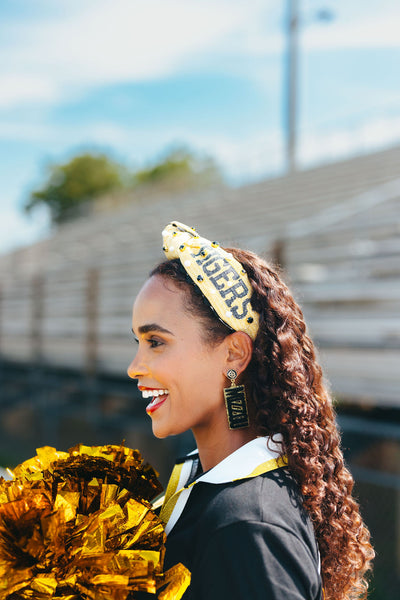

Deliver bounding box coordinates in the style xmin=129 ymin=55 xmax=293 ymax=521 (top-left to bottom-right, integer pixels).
xmin=159 ymin=437 xmax=286 ymax=527
xmin=159 ymin=454 xmax=287 ymax=526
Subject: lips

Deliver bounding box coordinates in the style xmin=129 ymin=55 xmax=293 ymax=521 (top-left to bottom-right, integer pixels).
xmin=138 ymin=386 xmax=169 ymax=415
xmin=145 ymin=393 xmax=169 ymax=414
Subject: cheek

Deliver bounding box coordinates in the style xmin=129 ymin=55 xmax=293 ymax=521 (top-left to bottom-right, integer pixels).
xmin=152 ymin=351 xmax=187 ymax=384
xmin=185 ymin=352 xmax=225 ymax=396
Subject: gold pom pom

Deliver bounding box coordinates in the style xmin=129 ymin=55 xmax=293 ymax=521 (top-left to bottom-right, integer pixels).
xmin=0 ymin=443 xmax=190 ymax=599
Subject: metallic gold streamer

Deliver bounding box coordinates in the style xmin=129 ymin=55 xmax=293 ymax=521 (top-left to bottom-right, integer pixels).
xmin=0 ymin=443 xmax=190 ymax=599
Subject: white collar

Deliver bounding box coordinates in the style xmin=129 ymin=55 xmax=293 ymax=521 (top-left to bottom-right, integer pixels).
xmin=162 ymin=434 xmax=284 ymax=535
xmin=187 ymin=434 xmax=283 ymax=486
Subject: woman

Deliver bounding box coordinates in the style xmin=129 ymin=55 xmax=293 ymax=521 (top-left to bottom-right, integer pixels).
xmin=128 ymin=221 xmax=374 ymax=600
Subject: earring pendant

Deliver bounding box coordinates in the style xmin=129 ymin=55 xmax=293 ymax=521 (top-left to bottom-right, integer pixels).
xmin=224 ymin=369 xmax=249 ymax=429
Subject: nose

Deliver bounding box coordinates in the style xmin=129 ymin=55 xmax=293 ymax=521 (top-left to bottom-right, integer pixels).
xmin=127 ymin=350 xmax=148 ymax=380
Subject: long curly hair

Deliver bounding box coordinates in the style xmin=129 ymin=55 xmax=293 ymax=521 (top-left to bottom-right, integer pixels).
xmin=150 ymin=249 xmax=374 ymax=600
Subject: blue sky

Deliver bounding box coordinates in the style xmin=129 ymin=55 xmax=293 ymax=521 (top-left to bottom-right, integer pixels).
xmin=1 ymin=0 xmax=400 ymax=253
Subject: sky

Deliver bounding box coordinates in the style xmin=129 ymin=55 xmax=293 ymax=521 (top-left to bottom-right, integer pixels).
xmin=1 ymin=0 xmax=400 ymax=254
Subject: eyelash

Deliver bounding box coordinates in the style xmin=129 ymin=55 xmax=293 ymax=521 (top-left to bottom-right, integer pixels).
xmin=148 ymin=338 xmax=163 ymax=348
xmin=132 ymin=335 xmax=164 ymax=348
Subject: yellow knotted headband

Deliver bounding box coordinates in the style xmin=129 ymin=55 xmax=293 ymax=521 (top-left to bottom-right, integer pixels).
xmin=162 ymin=221 xmax=259 ymax=341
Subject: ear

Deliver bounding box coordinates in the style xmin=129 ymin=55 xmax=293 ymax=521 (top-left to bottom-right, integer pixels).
xmin=224 ymin=331 xmax=253 ymax=377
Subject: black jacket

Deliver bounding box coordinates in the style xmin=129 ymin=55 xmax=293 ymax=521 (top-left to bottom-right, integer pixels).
xmin=164 ymin=467 xmax=323 ymax=600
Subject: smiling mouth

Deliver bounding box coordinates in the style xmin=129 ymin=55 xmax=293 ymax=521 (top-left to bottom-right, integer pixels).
xmin=139 ymin=388 xmax=169 ymax=415
xmin=145 ymin=393 xmax=169 ymax=414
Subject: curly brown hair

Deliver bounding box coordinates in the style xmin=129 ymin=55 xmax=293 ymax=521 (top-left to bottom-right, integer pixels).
xmin=151 ymin=249 xmax=374 ymax=600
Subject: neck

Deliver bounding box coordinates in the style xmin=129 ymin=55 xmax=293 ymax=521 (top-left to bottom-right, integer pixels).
xmin=193 ymin=422 xmax=257 ymax=472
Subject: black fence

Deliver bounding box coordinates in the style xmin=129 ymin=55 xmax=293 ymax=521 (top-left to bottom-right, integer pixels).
xmin=337 ymin=409 xmax=400 ymax=599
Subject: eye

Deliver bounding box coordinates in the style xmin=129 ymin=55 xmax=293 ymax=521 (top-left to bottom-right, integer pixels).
xmin=148 ymin=337 xmax=163 ymax=348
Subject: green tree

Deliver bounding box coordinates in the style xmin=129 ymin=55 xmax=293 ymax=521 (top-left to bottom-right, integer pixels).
xmin=25 ymin=147 xmax=223 ymax=225
xmin=25 ymin=153 xmax=125 ymax=224
xmin=132 ymin=147 xmax=222 ymax=191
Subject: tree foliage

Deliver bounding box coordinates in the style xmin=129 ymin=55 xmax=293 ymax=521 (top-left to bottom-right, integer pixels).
xmin=25 ymin=153 xmax=125 ymax=225
xmin=25 ymin=148 xmax=223 ymax=225
xmin=132 ymin=147 xmax=221 ymax=189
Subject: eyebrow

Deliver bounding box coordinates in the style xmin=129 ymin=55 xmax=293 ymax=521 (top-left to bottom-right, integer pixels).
xmin=131 ymin=324 xmax=174 ymax=336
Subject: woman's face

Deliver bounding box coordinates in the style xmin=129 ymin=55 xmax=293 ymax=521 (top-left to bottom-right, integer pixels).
xmin=128 ymin=275 xmax=229 ymax=439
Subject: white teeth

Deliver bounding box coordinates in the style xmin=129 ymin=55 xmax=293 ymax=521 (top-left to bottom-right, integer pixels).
xmin=141 ymin=389 xmax=168 ymax=399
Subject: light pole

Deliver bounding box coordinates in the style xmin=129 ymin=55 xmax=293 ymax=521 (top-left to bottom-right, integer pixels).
xmin=285 ymin=1 xmax=334 ymax=174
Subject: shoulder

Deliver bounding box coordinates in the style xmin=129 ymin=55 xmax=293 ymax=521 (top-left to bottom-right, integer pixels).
xmin=184 ymin=472 xmax=322 ymax=600
xmin=165 ymin=469 xmax=322 ymax=599
xmin=193 ymin=468 xmax=310 ymax=535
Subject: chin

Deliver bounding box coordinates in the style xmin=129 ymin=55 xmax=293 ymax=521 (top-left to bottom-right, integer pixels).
xmin=152 ymin=430 xmax=169 ymax=439
xmin=152 ymin=421 xmax=186 ymax=439
xmin=151 ymin=422 xmax=171 ymax=439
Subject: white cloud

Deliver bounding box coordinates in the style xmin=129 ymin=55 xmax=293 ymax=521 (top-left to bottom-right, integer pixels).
xmin=303 ymin=13 xmax=400 ymax=51
xmin=0 ymin=0 xmax=273 ymax=108
xmin=177 ymin=114 xmax=400 ymax=183
xmin=1 ymin=110 xmax=400 ymax=186
xmin=0 ymin=119 xmax=143 ymax=150
xmin=299 ymin=114 xmax=400 ymax=167
xmin=296 ymin=0 xmax=400 ymax=51
xmin=0 ymin=120 xmax=54 ymax=142
xmin=1 ymin=0 xmax=399 ymax=112
xmin=0 ymin=114 xmax=283 ymax=181
xmin=0 ymin=75 xmax=59 ymax=109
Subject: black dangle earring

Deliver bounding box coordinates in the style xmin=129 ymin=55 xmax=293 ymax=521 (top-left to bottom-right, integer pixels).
xmin=223 ymin=369 xmax=249 ymax=430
